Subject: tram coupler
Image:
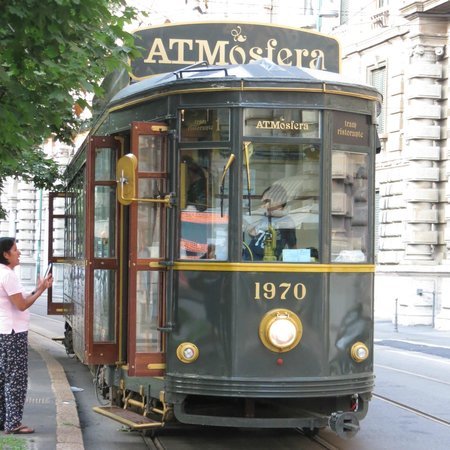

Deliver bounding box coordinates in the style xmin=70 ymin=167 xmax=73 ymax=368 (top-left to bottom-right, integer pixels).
xmin=329 ymin=411 xmax=360 ymax=439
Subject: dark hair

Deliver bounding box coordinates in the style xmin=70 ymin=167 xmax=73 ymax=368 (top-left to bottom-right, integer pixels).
xmin=0 ymin=237 xmax=16 ymax=265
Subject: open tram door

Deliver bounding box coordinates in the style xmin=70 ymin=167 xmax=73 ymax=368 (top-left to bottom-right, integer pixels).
xmin=47 ymin=137 xmax=122 ymax=363
xmin=47 ymin=192 xmax=73 ymax=316
xmin=117 ymin=122 xmax=172 ymax=377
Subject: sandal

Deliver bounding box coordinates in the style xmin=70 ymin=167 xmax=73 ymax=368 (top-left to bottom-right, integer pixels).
xmin=4 ymin=424 xmax=35 ymax=434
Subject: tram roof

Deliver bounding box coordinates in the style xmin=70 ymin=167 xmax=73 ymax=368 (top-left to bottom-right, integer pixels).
xmin=110 ymin=59 xmax=381 ymax=107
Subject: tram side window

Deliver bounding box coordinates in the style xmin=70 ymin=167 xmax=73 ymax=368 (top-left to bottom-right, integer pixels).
xmin=242 ymin=143 xmax=320 ymax=262
xmin=179 ymin=149 xmax=230 ymax=260
xmin=94 ymin=186 xmax=116 ymax=258
xmin=93 ymin=269 xmax=116 ymax=342
xmin=137 ymin=179 xmax=164 ymax=258
xmin=94 ymin=147 xmax=116 ymax=258
xmin=63 ymin=173 xmax=85 ymax=313
xmin=136 ymin=270 xmax=161 ymax=352
xmin=331 ymin=151 xmax=369 ymax=262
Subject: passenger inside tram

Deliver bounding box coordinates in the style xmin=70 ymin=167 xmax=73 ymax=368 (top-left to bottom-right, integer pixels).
xmin=241 ymin=143 xmax=320 ymax=263
xmin=185 ymin=158 xmax=207 ymax=212
xmin=243 ymin=185 xmax=297 ymax=261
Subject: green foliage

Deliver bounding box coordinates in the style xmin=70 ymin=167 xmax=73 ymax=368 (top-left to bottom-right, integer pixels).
xmin=0 ymin=0 xmax=141 ymax=218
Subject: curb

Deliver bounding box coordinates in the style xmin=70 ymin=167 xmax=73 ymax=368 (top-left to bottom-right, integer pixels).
xmin=29 ymin=333 xmax=85 ymax=450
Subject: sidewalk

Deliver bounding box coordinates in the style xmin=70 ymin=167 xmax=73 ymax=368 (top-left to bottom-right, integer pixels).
xmin=0 ymin=333 xmax=84 ymax=450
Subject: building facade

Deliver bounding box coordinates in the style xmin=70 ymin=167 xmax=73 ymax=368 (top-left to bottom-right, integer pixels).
xmin=0 ymin=139 xmax=73 ymax=291
xmin=331 ymin=0 xmax=450 ymax=329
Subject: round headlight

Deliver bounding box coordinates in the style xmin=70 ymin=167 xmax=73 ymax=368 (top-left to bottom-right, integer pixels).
xmin=268 ymin=318 xmax=297 ymax=347
xmin=176 ymin=342 xmax=199 ymax=363
xmin=259 ymin=309 xmax=303 ymax=353
xmin=350 ymin=342 xmax=369 ymax=362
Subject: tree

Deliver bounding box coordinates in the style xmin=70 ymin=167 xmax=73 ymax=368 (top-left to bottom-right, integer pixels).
xmin=0 ymin=0 xmax=141 ymax=218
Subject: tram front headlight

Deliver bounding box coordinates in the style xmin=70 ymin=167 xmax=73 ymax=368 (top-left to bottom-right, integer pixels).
xmin=350 ymin=342 xmax=369 ymax=363
xmin=259 ymin=309 xmax=303 ymax=353
xmin=268 ymin=318 xmax=297 ymax=347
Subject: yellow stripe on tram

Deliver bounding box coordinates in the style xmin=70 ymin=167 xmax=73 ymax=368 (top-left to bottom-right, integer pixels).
xmin=149 ymin=261 xmax=375 ymax=273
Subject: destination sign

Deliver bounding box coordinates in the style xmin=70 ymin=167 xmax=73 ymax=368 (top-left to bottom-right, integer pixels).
xmin=130 ymin=22 xmax=340 ymax=80
xmin=332 ymin=111 xmax=370 ymax=147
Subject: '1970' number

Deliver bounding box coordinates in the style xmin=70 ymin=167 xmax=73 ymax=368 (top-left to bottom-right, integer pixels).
xmin=254 ymin=282 xmax=306 ymax=301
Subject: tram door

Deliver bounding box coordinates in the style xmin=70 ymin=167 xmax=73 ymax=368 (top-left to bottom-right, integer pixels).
xmin=125 ymin=122 xmax=168 ymax=376
xmin=85 ymin=136 xmax=122 ymax=364
xmin=47 ymin=137 xmax=122 ymax=364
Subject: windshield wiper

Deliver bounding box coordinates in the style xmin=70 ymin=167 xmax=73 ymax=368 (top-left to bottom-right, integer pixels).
xmin=243 ymin=141 xmax=253 ymax=215
xmin=220 ymin=153 xmax=235 ymax=217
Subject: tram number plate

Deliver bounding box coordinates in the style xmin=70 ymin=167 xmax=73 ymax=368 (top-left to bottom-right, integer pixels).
xmin=254 ymin=282 xmax=306 ymax=301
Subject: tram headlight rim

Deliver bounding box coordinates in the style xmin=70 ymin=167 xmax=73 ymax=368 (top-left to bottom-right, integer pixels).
xmin=350 ymin=341 xmax=369 ymax=363
xmin=259 ymin=308 xmax=303 ymax=353
xmin=176 ymin=342 xmax=199 ymax=364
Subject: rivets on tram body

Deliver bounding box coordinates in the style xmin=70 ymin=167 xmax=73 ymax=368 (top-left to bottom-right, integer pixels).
xmin=176 ymin=342 xmax=199 ymax=363
xmin=350 ymin=342 xmax=369 ymax=363
xmin=259 ymin=309 xmax=303 ymax=353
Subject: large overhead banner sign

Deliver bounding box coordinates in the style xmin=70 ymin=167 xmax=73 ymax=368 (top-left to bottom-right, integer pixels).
xmin=130 ymin=22 xmax=340 ymax=80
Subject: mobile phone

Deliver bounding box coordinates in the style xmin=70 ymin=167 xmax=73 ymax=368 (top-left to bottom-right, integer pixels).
xmin=44 ymin=263 xmax=53 ymax=278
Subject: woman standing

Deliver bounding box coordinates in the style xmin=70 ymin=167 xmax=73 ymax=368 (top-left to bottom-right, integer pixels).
xmin=0 ymin=237 xmax=53 ymax=434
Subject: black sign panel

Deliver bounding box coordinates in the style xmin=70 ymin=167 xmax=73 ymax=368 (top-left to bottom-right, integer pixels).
xmin=131 ymin=22 xmax=340 ymax=80
xmin=332 ymin=112 xmax=370 ymax=147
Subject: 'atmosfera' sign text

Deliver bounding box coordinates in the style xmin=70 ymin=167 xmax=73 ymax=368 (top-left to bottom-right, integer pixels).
xmin=131 ymin=22 xmax=340 ymax=79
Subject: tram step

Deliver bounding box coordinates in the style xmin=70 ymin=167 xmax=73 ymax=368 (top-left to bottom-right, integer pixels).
xmin=93 ymin=406 xmax=163 ymax=430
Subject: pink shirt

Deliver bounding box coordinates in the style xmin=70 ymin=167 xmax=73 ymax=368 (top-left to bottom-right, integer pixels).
xmin=0 ymin=263 xmax=29 ymax=334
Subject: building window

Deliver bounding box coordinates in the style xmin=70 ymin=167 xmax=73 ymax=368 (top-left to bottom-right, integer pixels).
xmin=340 ymin=0 xmax=349 ymax=25
xmin=370 ymin=66 xmax=387 ymax=134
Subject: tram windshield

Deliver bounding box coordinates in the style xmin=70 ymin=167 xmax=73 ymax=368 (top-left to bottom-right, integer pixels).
xmin=242 ymin=143 xmax=320 ymax=262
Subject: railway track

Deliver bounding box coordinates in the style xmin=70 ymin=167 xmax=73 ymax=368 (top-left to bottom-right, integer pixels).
xmin=373 ymin=393 xmax=450 ymax=429
xmin=142 ymin=424 xmax=343 ymax=450
xmin=297 ymin=429 xmax=341 ymax=450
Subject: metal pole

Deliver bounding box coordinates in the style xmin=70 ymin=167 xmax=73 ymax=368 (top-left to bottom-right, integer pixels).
xmin=394 ymin=298 xmax=398 ymax=332
xmin=36 ymin=189 xmax=43 ymax=278
xmin=432 ymin=291 xmax=435 ymax=329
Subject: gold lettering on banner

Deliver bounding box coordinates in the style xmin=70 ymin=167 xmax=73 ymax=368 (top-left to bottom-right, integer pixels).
xmin=144 ymin=38 xmax=171 ymax=64
xmin=310 ymin=49 xmax=325 ymax=70
xmin=143 ymin=36 xmax=327 ymax=68
xmin=277 ymin=48 xmax=293 ymax=66
xmin=197 ymin=39 xmax=228 ymax=65
xmin=169 ymin=38 xmax=196 ymax=64
xmin=254 ymin=282 xmax=307 ymax=301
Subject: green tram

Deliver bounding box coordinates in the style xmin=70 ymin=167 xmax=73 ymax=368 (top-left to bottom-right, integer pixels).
xmin=47 ymin=57 xmax=381 ymax=438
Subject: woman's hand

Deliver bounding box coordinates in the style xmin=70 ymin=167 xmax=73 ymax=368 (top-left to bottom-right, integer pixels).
xmin=36 ymin=274 xmax=53 ymax=293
